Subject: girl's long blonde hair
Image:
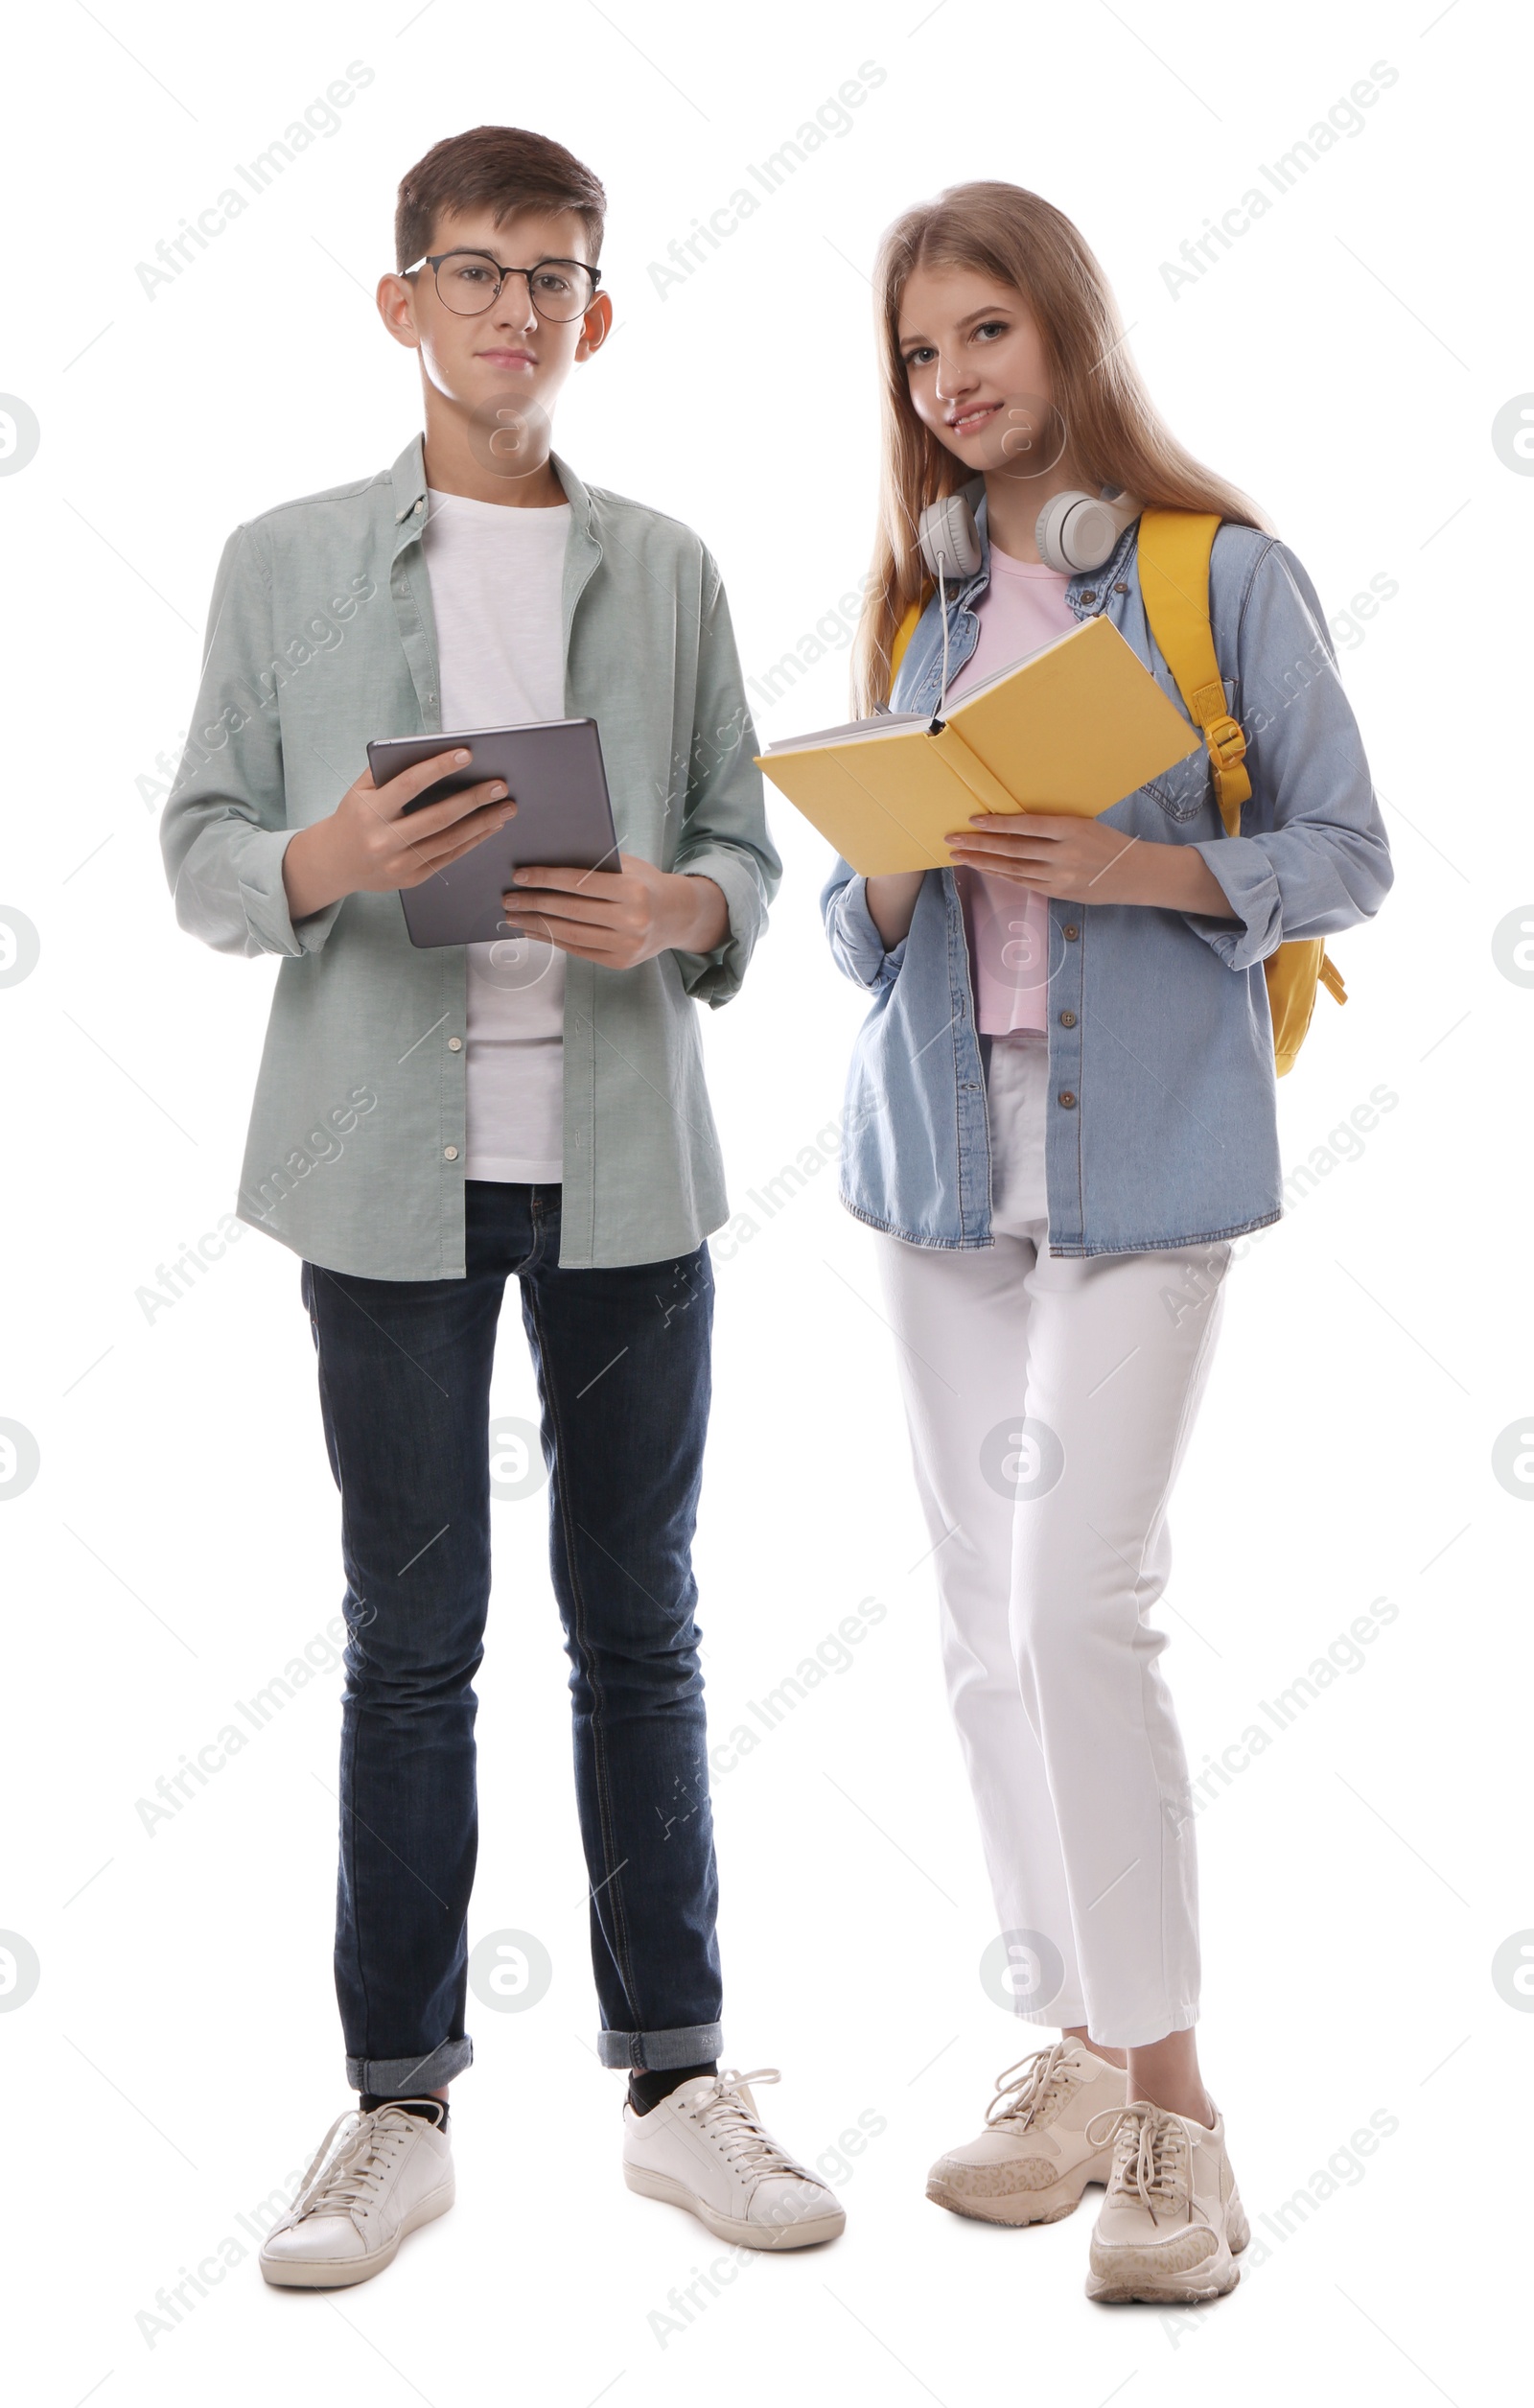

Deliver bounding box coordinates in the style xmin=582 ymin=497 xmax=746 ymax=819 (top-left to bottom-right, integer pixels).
xmin=852 ymin=181 xmax=1273 ymax=714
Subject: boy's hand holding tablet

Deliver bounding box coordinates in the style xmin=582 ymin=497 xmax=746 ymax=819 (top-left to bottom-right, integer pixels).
xmin=298 ymin=717 xmax=729 ymax=965
xmin=282 ymin=742 xmax=514 ymax=922
xmin=500 ymin=853 xmax=728 ymax=968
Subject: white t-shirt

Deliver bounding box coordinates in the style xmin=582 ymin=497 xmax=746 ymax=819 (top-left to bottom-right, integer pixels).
xmin=422 ymin=486 xmax=571 ymax=1183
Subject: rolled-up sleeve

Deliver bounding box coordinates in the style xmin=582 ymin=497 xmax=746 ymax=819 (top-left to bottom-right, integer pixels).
xmin=820 ymin=860 xmax=911 ymax=992
xmin=160 ymin=523 xmax=343 ymax=961
xmin=669 ymin=558 xmax=782 ymax=1005
xmin=1182 ymin=539 xmax=1393 ymax=970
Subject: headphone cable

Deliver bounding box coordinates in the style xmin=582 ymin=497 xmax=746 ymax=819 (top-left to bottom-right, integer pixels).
xmin=929 ymin=553 xmax=951 ymax=735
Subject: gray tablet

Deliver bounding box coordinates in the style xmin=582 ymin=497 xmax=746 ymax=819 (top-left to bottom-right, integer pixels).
xmin=367 ymin=718 xmax=621 ymax=949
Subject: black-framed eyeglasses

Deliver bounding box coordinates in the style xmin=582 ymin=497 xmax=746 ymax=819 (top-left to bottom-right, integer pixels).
xmin=403 ymin=249 xmax=601 ymax=320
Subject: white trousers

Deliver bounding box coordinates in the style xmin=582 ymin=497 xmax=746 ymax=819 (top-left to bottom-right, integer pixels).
xmin=874 ymin=1032 xmax=1231 ymax=2047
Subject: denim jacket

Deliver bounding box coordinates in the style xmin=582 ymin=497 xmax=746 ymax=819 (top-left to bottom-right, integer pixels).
xmin=820 ymin=498 xmax=1393 ymax=1255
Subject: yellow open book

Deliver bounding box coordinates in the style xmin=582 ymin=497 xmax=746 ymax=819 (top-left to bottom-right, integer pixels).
xmin=755 ymin=614 xmax=1201 ymax=875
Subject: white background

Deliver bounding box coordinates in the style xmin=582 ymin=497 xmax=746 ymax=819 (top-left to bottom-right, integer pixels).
xmin=1 ymin=2 xmax=1528 ymax=2402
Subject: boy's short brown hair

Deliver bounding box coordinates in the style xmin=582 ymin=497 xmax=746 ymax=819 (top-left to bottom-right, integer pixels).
xmin=395 ymin=127 xmax=606 ymax=270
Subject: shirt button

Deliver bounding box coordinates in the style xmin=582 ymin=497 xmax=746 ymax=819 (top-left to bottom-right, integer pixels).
xmin=1059 ymin=1010 xmax=1077 ymax=1027
xmin=413 ymin=498 xmax=425 ymax=513
xmin=1058 ymin=1090 xmax=1078 ymax=1109
xmin=448 ymin=1036 xmax=462 ymax=1051
xmin=1114 ymin=581 xmax=1128 ymax=594
xmin=443 ymin=1145 xmax=459 ymax=1160
xmin=1063 ymin=923 xmax=1080 ymax=941
xmin=1080 ymin=590 xmax=1097 ymax=604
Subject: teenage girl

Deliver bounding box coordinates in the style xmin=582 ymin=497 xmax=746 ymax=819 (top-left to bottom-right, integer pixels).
xmin=822 ymin=181 xmax=1391 ymax=2304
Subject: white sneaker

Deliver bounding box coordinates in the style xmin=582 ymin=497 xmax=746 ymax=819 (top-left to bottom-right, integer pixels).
xmin=622 ymin=2068 xmax=845 ymax=2250
xmin=926 ymin=2039 xmax=1128 ymax=2225
xmin=259 ymin=2100 xmax=453 ymax=2288
xmin=1084 ymin=2098 xmax=1249 ymax=2303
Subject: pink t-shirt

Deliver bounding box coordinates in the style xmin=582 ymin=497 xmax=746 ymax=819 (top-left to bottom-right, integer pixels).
xmin=946 ymin=547 xmax=1077 ymax=1036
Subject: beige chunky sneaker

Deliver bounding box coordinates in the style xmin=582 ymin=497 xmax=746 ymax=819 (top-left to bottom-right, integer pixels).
xmin=1083 ymin=2098 xmax=1249 ymax=2303
xmin=926 ymin=2040 xmax=1128 ymax=2226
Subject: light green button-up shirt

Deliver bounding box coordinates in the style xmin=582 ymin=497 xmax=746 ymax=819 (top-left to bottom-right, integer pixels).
xmin=161 ymin=436 xmax=780 ymax=1277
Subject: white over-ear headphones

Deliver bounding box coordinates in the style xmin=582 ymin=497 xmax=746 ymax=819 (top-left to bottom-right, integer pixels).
xmin=911 ymin=479 xmax=1142 ymax=729
xmin=918 ymin=480 xmax=1142 ymax=580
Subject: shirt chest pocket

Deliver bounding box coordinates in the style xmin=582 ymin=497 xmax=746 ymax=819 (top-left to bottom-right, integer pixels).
xmin=1142 ymin=740 xmax=1211 ymax=824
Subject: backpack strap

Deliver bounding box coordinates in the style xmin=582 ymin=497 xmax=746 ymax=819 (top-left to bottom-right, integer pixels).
xmin=1136 ymin=510 xmax=1251 ymax=838
xmin=889 ymin=596 xmax=926 ymax=692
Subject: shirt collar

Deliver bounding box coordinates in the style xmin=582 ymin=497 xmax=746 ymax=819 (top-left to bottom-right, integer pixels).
xmin=387 ymin=431 xmax=594 ymax=544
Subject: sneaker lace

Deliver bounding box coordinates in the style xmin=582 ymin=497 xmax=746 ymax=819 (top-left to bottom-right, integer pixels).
xmin=684 ymin=2069 xmax=809 ymax=2181
xmin=985 ymin=2041 xmax=1078 ymax=2134
xmin=1084 ymin=2101 xmax=1190 ymax=2226
xmin=285 ymin=2106 xmax=417 ymax=2227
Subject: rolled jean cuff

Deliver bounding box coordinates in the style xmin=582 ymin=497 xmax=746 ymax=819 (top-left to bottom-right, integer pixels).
xmin=597 ymin=2021 xmax=724 ymax=2071
xmin=346 ymin=2036 xmax=474 ymax=2094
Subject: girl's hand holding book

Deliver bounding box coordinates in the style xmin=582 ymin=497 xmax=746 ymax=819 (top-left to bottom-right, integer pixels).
xmin=945 ymin=811 xmax=1240 ymax=920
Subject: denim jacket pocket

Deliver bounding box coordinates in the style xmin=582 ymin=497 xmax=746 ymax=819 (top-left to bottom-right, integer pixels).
xmin=1142 ymin=747 xmax=1210 ymax=824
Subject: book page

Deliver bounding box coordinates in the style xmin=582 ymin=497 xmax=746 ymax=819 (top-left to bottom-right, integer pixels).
xmin=766 ymin=712 xmax=928 ymax=754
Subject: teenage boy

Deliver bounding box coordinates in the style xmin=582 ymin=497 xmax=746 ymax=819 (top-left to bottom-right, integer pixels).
xmin=162 ymin=125 xmax=843 ymax=2286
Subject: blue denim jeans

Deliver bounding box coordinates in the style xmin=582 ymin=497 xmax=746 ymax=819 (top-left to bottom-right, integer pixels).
xmin=300 ymin=1181 xmax=723 ymax=2094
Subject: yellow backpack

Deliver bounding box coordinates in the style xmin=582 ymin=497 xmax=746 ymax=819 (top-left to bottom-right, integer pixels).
xmin=889 ymin=509 xmax=1346 ymax=1075
xmin=1136 ymin=508 xmax=1343 ymax=1075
